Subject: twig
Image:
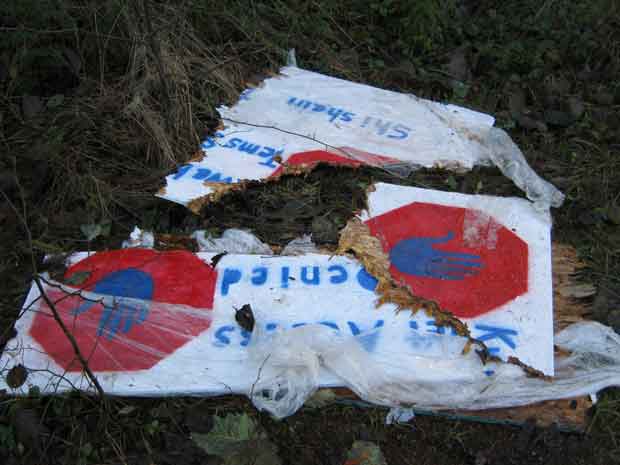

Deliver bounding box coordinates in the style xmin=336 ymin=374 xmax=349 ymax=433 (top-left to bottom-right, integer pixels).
xmin=0 ymin=186 xmax=105 ymax=398
xmin=222 ymin=117 xmax=344 ymax=153
xmin=249 ymin=353 xmax=272 ymax=401
xmin=221 ymin=117 xmax=411 ymax=178
xmin=32 ymin=277 xmax=105 ymax=396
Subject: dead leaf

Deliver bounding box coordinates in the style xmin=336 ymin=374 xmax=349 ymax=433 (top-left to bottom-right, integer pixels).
xmin=345 ymin=441 xmax=386 ymax=465
xmin=234 ymin=304 xmax=255 ymax=332
xmin=6 ymin=364 xmax=28 ymax=389
xmin=191 ymin=413 xmax=281 ymax=465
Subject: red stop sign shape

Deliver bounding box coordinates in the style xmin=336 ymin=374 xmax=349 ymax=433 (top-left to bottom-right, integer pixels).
xmin=365 ymin=202 xmax=528 ymax=318
xmin=270 ymin=149 xmax=400 ymax=177
xmin=30 ymin=249 xmax=217 ymax=372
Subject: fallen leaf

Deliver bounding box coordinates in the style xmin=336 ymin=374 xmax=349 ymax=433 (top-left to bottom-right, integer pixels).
xmin=235 ymin=304 xmax=255 ymax=332
xmin=345 ymin=441 xmax=387 ymax=465
xmin=191 ymin=413 xmax=282 ymax=465
xmin=6 ymin=364 xmax=28 ymax=389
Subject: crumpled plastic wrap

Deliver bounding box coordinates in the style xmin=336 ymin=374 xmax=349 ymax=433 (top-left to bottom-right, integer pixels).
xmin=122 ymin=226 xmax=155 ymax=248
xmin=245 ymin=320 xmax=620 ymax=419
xmin=280 ymin=235 xmax=320 ymax=256
xmin=192 ymin=229 xmax=273 ymax=255
xmin=484 ymin=128 xmax=565 ymax=210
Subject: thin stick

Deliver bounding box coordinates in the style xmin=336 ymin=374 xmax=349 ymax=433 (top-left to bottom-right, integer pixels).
xmin=250 ymin=353 xmax=272 ymax=401
xmin=31 ymin=277 xmax=105 ymax=397
xmin=221 ymin=117 xmax=412 ymax=177
xmin=0 ymin=186 xmax=105 ymax=398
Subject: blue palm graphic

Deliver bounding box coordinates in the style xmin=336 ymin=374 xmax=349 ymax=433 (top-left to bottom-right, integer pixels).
xmin=390 ymin=231 xmax=483 ymax=280
xmin=71 ymin=268 xmax=154 ymax=340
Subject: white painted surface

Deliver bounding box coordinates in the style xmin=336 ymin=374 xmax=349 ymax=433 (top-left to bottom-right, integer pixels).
xmin=160 ymin=66 xmax=497 ymax=206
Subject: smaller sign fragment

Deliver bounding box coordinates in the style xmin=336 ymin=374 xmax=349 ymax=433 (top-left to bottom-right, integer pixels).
xmin=159 ymin=66 xmax=563 ymax=210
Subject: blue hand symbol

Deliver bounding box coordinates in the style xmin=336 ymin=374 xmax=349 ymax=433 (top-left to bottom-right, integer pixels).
xmin=389 ymin=232 xmax=483 ymax=281
xmin=71 ymin=268 xmax=154 ymax=340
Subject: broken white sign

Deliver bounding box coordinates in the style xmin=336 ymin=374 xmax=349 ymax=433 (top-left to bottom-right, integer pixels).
xmin=159 ymin=66 xmax=563 ymax=210
xmin=2 ymin=185 xmax=554 ymax=401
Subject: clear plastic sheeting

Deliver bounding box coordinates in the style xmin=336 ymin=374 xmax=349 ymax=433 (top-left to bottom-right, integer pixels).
xmin=245 ymin=321 xmax=620 ymax=419
xmin=286 ymin=48 xmax=298 ymax=68
xmin=247 ymin=325 xmax=326 ymax=419
xmin=280 ymin=235 xmax=320 ymax=256
xmin=122 ymin=226 xmax=155 ymax=248
xmin=191 ymin=229 xmax=273 ymax=255
xmin=385 ymin=407 xmax=416 ymax=425
xmin=484 ymin=128 xmax=565 ymax=210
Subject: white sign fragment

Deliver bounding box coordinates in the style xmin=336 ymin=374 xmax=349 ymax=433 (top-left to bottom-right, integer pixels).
xmin=159 ymin=66 xmax=563 ymax=209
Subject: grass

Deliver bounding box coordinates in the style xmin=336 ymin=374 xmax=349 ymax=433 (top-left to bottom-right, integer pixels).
xmin=1 ymin=0 xmax=619 ymax=463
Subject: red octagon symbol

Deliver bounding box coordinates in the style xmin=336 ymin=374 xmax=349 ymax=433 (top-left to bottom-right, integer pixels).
xmin=30 ymin=249 xmax=218 ymax=372
xmin=269 ymin=149 xmax=400 ymax=177
xmin=365 ymin=202 xmax=528 ymax=318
